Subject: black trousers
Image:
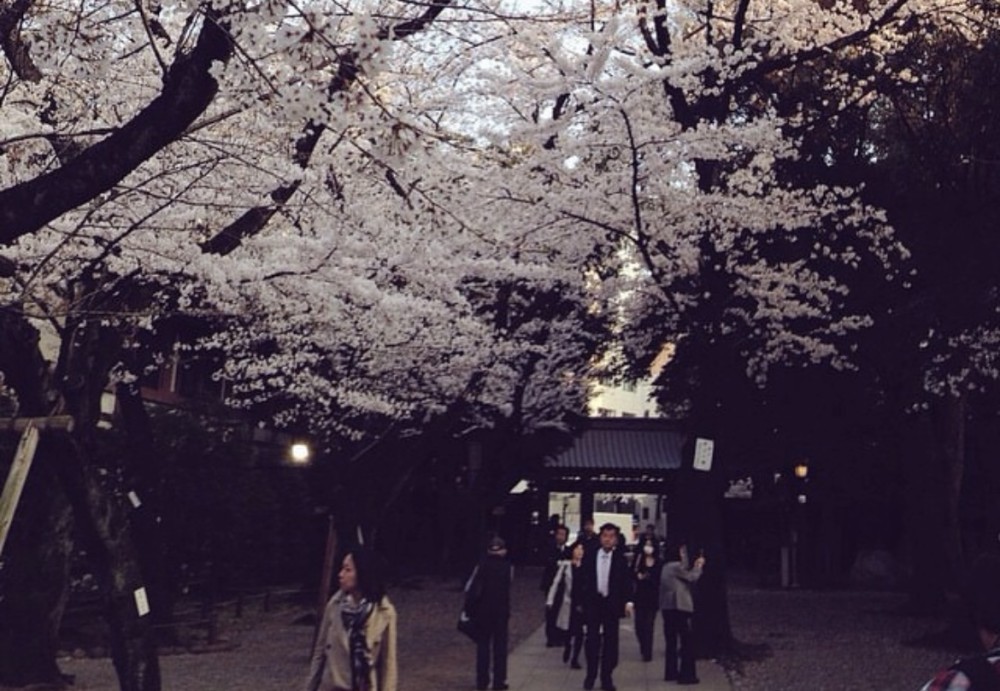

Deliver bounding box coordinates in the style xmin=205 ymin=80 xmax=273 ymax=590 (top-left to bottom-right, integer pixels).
xmin=662 ymin=609 xmax=696 ymax=681
xmin=584 ymin=597 xmax=620 ymax=685
xmin=476 ymin=616 xmax=508 ymax=689
xmin=633 ymin=603 xmax=657 ymax=661
xmin=564 ymin=608 xmax=584 ymax=665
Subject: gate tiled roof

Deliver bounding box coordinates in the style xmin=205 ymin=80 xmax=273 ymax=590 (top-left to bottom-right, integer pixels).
xmin=545 ymin=418 xmax=686 ymax=472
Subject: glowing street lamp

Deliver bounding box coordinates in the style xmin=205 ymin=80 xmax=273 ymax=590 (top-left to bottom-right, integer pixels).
xmin=791 ymin=460 xmax=810 ymax=587
xmin=290 ymin=442 xmax=311 ymax=465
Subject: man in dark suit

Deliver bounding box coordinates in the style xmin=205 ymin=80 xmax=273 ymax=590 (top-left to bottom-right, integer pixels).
xmin=576 ymin=523 xmax=633 ymax=691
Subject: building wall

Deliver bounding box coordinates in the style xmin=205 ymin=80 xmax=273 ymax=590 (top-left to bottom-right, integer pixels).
xmin=588 ymin=379 xmax=659 ymax=418
xmin=588 ymin=344 xmax=673 ymax=418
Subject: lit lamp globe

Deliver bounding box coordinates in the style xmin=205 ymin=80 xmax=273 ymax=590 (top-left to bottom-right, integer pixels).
xmin=290 ymin=442 xmax=311 ymax=465
xmin=794 ymin=461 xmax=809 ymax=504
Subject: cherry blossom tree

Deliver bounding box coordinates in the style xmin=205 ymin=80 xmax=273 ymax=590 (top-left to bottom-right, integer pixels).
xmin=0 ymin=0 xmax=610 ymax=686
xmin=438 ymin=0 xmax=997 ymax=650
xmin=2 ymin=0 xmax=997 ymax=683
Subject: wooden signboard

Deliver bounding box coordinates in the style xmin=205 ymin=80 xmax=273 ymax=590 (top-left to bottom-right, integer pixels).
xmin=692 ymin=437 xmax=715 ymax=472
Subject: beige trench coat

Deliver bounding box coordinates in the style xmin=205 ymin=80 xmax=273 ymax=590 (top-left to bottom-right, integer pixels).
xmin=304 ymin=591 xmax=398 ymax=691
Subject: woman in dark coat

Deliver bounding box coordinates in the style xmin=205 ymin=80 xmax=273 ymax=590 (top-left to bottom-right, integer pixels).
xmin=631 ymin=535 xmax=662 ymax=662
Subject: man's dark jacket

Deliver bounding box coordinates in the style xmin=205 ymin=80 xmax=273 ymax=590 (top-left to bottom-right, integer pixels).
xmin=469 ymin=554 xmax=512 ymax=621
xmin=541 ymin=542 xmax=572 ymax=592
xmin=575 ymin=545 xmax=632 ymax=618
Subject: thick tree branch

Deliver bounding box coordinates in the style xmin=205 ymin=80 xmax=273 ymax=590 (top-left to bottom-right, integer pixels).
xmin=0 ymin=0 xmax=41 ymax=81
xmin=381 ymin=0 xmax=451 ymax=40
xmin=739 ymin=0 xmax=910 ymax=86
xmin=0 ymin=8 xmax=234 ymax=246
xmin=621 ymin=108 xmax=644 ymax=240
xmin=732 ymin=0 xmax=751 ymax=49
xmin=639 ymin=0 xmax=693 ymax=126
xmin=200 ymin=0 xmax=453 ymax=256
xmin=198 ymin=180 xmax=302 ymax=256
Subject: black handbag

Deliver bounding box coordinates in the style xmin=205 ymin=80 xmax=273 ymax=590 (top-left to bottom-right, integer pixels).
xmin=458 ymin=563 xmax=483 ymax=641
xmin=457 ymin=608 xmax=480 ymax=641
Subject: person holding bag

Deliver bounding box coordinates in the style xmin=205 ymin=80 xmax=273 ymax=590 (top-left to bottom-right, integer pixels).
xmin=548 ymin=540 xmax=586 ymax=669
xmin=466 ymin=535 xmax=513 ymax=691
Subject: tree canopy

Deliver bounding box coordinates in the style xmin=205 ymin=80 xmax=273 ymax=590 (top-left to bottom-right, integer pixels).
xmin=2 ymin=0 xmax=1000 ymax=685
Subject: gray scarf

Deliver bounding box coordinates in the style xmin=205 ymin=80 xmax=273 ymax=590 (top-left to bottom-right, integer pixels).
xmin=339 ymin=596 xmax=374 ymax=690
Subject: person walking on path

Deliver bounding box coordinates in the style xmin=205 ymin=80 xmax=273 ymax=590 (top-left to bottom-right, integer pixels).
xmin=920 ymin=553 xmax=1000 ymax=690
xmin=579 ymin=517 xmax=599 ymax=556
xmin=577 ymin=523 xmax=633 ymax=691
xmin=659 ymin=542 xmax=705 ymax=685
xmin=466 ymin=535 xmax=514 ymax=691
xmin=548 ymin=540 xmax=587 ymax=669
xmin=632 ymin=536 xmax=663 ymax=662
xmin=640 ymin=524 xmax=663 ymax=559
xmin=542 ymin=524 xmax=572 ymax=647
xmin=305 ymin=547 xmax=397 ymax=691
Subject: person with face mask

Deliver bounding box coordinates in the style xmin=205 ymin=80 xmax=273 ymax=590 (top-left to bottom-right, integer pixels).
xmin=631 ymin=536 xmax=663 ymax=662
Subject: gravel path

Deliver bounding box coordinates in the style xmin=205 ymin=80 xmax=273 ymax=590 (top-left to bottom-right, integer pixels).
xmin=49 ymin=571 xmax=967 ymax=691
xmin=727 ymin=584 xmax=964 ymax=691
xmin=55 ymin=567 xmax=545 ymax=691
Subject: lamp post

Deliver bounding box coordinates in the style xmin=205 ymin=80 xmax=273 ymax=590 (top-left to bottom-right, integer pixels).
xmin=791 ymin=461 xmax=808 ymax=588
xmin=283 ymin=440 xmax=336 ymax=627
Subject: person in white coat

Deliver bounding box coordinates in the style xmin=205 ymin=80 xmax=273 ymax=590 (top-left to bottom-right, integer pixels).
xmin=545 ymin=542 xmax=584 ymax=669
xmin=547 ymin=541 xmax=586 ymax=669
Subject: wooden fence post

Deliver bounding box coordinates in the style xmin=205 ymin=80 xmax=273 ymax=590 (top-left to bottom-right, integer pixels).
xmin=0 ymin=417 xmax=75 ymax=559
xmin=0 ymin=423 xmax=40 ymax=559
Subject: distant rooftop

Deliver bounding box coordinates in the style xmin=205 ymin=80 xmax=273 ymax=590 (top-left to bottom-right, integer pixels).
xmin=545 ymin=417 xmax=686 ymax=472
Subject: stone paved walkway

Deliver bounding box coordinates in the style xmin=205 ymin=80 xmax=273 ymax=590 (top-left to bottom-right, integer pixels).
xmin=505 ymin=620 xmax=732 ymax=691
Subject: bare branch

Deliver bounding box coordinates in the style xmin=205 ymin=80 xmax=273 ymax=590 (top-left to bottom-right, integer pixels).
xmin=732 ymin=0 xmax=751 ymax=49
xmin=133 ymin=0 xmax=169 ymax=76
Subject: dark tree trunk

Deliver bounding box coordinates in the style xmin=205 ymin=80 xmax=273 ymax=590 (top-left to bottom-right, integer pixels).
xmin=672 ymin=438 xmax=733 ymax=659
xmin=57 ymin=318 xmax=163 ymax=691
xmin=935 ymin=395 xmax=966 ymax=579
xmin=901 ymin=395 xmax=966 ymax=612
xmin=116 ymin=385 xmax=175 ymax=636
xmin=0 ymin=448 xmax=75 ymax=686
xmin=0 ymin=312 xmax=75 ymax=687
xmin=669 ymin=338 xmax=739 ymax=659
xmin=52 ymin=434 xmax=162 ymax=691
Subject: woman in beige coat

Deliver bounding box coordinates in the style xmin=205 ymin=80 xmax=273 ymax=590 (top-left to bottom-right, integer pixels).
xmin=305 ymin=548 xmax=397 ymax=691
